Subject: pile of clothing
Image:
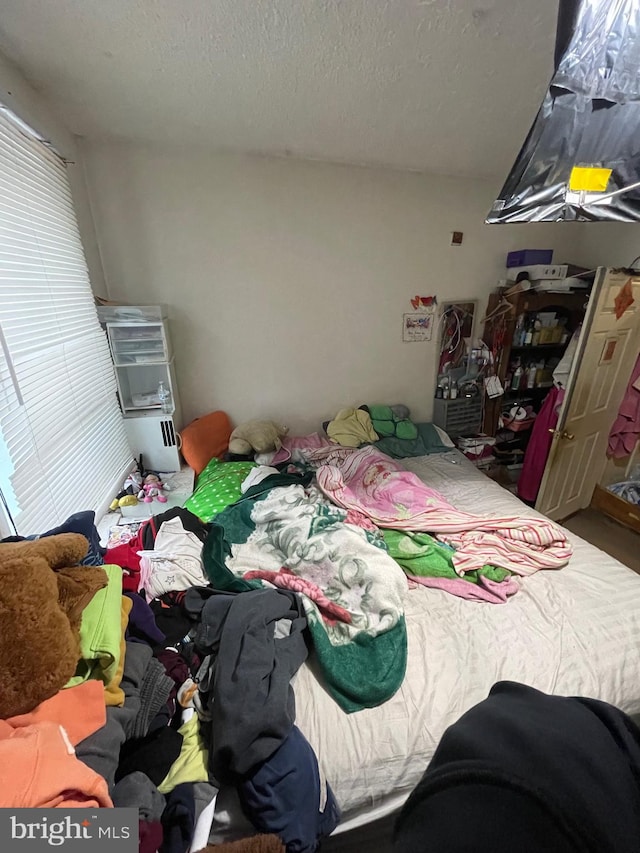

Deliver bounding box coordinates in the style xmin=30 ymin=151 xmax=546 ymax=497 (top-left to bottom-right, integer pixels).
xmin=0 ymin=508 xmax=339 ymax=853
xmin=323 ymin=404 xmax=453 ymax=459
xmin=246 ymin=433 xmax=572 ymax=605
xmin=0 ymin=419 xmax=574 ymax=850
xmin=608 ymin=479 xmax=640 ymax=506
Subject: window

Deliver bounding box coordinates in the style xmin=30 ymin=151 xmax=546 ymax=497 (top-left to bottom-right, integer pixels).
xmin=0 ymin=107 xmax=131 ymax=535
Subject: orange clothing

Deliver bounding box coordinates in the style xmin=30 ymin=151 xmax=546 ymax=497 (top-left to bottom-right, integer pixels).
xmin=0 ymin=719 xmax=112 ymax=808
xmin=6 ymin=680 xmax=106 ymax=745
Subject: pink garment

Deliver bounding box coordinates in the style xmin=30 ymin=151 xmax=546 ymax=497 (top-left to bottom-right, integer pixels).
xmin=407 ymin=573 xmax=519 ymax=604
xmin=518 ymin=386 xmax=565 ymax=503
xmin=608 ymin=353 xmax=640 ymax=458
xmin=243 ymin=567 xmax=352 ymax=625
xmin=315 ymin=446 xmax=572 ymax=576
xmin=271 ymin=432 xmax=333 ymax=465
xmin=344 ymin=508 xmax=380 ymax=532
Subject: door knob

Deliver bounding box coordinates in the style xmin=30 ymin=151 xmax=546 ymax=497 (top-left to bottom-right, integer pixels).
xmin=547 ymin=429 xmax=575 ymax=440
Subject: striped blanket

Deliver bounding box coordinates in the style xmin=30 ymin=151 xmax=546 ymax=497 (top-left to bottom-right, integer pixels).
xmin=315 ymin=446 xmax=572 ymax=576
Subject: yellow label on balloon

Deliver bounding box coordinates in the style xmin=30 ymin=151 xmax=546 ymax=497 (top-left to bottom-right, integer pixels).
xmin=569 ymin=166 xmax=612 ymax=192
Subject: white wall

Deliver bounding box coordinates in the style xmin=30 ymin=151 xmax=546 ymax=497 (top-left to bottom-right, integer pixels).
xmin=0 ymin=50 xmax=105 ymax=294
xmin=81 ymin=141 xmax=584 ymax=433
xmin=574 ymin=223 xmax=640 ymax=270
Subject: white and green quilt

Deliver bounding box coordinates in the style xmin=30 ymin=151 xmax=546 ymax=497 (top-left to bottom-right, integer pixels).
xmin=202 ymin=472 xmax=408 ymax=712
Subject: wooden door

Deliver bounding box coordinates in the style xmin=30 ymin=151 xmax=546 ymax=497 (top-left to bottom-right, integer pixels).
xmin=536 ymin=268 xmax=640 ymax=520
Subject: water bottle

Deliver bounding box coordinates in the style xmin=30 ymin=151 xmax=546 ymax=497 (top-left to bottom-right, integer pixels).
xmin=157 ymin=380 xmax=172 ymax=414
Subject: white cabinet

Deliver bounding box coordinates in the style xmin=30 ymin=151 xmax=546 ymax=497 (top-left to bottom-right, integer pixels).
xmin=123 ymin=413 xmax=181 ymax=473
xmin=106 ymin=320 xmax=176 ymax=414
xmin=100 ymin=306 xmax=183 ymax=472
xmin=108 ymin=322 xmax=171 ymax=365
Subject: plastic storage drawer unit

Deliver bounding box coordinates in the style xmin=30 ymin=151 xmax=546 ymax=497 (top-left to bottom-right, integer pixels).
xmin=432 ymin=396 xmax=482 ymax=438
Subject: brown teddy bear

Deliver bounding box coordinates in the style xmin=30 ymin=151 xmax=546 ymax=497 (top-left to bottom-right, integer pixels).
xmin=0 ymin=533 xmax=108 ymax=718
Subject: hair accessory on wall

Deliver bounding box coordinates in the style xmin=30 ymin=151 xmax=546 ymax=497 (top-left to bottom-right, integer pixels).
xmin=411 ymin=295 xmax=437 ymax=310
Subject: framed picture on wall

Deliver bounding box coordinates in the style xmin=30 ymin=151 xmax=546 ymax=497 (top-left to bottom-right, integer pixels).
xmin=403 ymin=311 xmax=434 ymax=342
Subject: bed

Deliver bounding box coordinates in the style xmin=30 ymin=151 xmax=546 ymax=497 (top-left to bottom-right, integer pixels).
xmin=209 ymin=447 xmax=640 ymax=841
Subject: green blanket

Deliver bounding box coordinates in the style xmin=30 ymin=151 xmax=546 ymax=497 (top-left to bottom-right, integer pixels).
xmin=203 ymin=473 xmax=408 ymax=712
xmin=383 ymin=529 xmax=509 ymax=585
xmin=374 ymin=422 xmax=452 ymax=459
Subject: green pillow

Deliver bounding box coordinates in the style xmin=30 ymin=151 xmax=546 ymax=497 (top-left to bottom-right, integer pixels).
xmin=368 ymin=404 xmax=418 ymax=441
xmin=185 ymin=457 xmax=256 ymax=521
xmin=374 ymin=422 xmax=451 ymax=458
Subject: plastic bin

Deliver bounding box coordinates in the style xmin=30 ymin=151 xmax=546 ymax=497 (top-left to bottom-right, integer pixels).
xmin=502 ymin=416 xmax=536 ymax=432
xmin=97 ymin=304 xmax=168 ymax=324
xmin=506 ymin=249 xmax=553 ymax=268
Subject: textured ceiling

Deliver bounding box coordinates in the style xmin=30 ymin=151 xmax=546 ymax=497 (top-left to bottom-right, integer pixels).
xmin=0 ymin=0 xmax=558 ymax=177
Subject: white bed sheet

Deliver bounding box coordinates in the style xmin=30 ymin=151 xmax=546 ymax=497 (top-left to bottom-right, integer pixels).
xmin=290 ymin=450 xmax=640 ymax=832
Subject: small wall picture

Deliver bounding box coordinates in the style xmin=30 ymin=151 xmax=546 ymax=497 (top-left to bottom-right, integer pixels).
xmin=403 ymin=312 xmax=434 ymax=342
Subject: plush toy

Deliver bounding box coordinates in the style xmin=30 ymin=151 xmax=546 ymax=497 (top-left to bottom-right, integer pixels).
xmin=0 ymin=533 xmax=108 ymax=717
xmin=110 ymin=471 xmax=143 ymax=511
xmin=228 ymin=420 xmax=289 ymax=456
xmin=138 ymin=473 xmax=168 ymax=504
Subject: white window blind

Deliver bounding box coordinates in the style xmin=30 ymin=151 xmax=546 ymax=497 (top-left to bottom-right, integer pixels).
xmin=0 ymin=108 xmax=132 ymax=535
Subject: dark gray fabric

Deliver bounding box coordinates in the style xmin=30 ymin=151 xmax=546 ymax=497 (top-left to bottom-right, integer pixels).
xmin=76 ymin=641 xmax=152 ymax=790
xmin=112 ymin=771 xmax=166 ymax=821
xmin=183 ymin=587 xmax=308 ymax=784
xmin=132 ymin=656 xmax=174 ymax=740
xmin=394 ymin=681 xmax=640 ymax=853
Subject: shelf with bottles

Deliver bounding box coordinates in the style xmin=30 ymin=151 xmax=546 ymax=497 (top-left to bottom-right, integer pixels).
xmin=114 ymin=361 xmax=177 ymax=416
xmin=512 ymin=309 xmax=571 ymax=349
xmin=505 ymin=385 xmax=551 ymax=398
xmin=434 ymin=376 xmax=462 ymax=400
xmin=510 ymin=344 xmax=566 ymax=352
xmin=505 ymin=354 xmax=559 ymax=396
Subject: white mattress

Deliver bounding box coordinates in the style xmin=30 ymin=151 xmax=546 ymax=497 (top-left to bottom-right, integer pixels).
xmin=291 ymin=451 xmax=640 ymax=832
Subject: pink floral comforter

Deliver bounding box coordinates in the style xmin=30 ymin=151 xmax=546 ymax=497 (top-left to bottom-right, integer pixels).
xmin=315 ymin=446 xmax=572 ymax=576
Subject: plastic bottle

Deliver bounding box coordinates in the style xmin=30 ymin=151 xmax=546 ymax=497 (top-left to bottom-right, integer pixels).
xmin=450 ymin=379 xmax=458 ymax=399
xmin=523 ymin=318 xmax=533 ymax=346
xmin=157 ymin=380 xmax=172 ymax=414
xmin=511 ymin=362 xmax=523 ymax=391
xmin=532 ymin=317 xmax=542 ymax=346
xmin=527 ymin=363 xmax=537 ymax=389
xmin=514 ymin=313 xmax=525 ymax=346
